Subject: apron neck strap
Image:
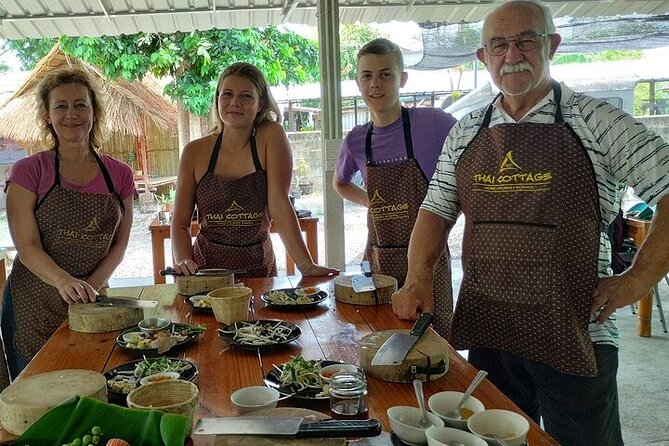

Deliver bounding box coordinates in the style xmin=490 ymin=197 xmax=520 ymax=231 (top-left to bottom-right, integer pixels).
xmin=364 ymin=107 xmax=414 ymax=165
xmin=207 ymin=129 xmax=263 ymax=173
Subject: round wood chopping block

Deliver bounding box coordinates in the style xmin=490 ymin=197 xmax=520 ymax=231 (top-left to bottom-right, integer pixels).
xmin=68 ymin=304 xmax=143 ymax=333
xmin=215 ymin=407 xmax=345 ymax=446
xmin=333 ymin=274 xmax=397 ymax=305
xmin=359 ymin=328 xmax=449 ymax=383
xmin=0 ymin=369 xmax=107 ymax=435
xmin=177 ymin=274 xmax=234 ymax=296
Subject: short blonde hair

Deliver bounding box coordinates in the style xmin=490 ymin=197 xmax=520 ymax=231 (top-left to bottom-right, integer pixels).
xmin=357 ymin=38 xmax=404 ymax=72
xmin=211 ymin=62 xmax=282 ymax=134
xmin=36 ymin=66 xmax=106 ymax=150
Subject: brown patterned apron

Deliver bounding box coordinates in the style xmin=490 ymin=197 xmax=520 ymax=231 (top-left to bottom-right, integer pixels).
xmin=364 ymin=108 xmax=453 ymax=336
xmin=193 ymin=131 xmax=276 ymax=279
xmin=451 ymin=82 xmax=601 ymax=376
xmin=8 ymin=149 xmax=123 ymax=361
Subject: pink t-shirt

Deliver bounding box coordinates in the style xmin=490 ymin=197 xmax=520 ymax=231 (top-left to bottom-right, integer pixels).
xmin=7 ymin=151 xmax=136 ymax=202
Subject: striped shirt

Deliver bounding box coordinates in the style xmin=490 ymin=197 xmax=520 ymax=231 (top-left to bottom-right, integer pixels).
xmin=423 ymin=81 xmax=669 ymax=347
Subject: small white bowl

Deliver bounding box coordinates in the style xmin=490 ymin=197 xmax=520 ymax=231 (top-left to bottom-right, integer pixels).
xmin=295 ymin=286 xmax=320 ymax=296
xmin=138 ymin=317 xmax=172 ymax=335
xmin=467 ymin=409 xmax=530 ymax=446
xmin=190 ymin=295 xmax=212 ymax=309
xmin=426 ymin=426 xmax=487 ymax=446
xmin=230 ymin=386 xmax=280 ymax=414
xmin=319 ymin=363 xmax=360 ymax=382
xmin=428 ymin=390 xmax=485 ymax=430
xmin=139 ymin=372 xmax=181 ymax=386
xmin=122 ymin=331 xmax=147 ymax=343
xmin=387 ymin=406 xmax=445 ymax=446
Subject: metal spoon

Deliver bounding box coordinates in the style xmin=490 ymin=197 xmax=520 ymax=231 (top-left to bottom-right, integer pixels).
xmin=445 ymin=369 xmax=489 ymax=420
xmin=412 ymin=379 xmax=433 ymax=429
xmin=445 ymin=442 xmax=466 ymax=446
xmin=488 ymin=434 xmax=512 ymax=446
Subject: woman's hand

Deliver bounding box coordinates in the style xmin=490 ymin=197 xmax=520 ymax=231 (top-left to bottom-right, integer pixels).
xmin=298 ymin=261 xmax=339 ymax=277
xmin=172 ymin=258 xmax=199 ymax=276
xmin=56 ymin=276 xmax=98 ymax=304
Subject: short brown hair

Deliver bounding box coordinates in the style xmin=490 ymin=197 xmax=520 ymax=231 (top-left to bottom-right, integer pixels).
xmin=357 ymin=38 xmax=404 ymax=71
xmin=36 ymin=66 xmax=106 ymax=150
xmin=211 ymin=62 xmax=282 ymax=134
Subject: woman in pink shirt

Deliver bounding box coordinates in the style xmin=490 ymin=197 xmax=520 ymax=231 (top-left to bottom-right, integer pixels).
xmin=1 ymin=67 xmax=135 ymax=384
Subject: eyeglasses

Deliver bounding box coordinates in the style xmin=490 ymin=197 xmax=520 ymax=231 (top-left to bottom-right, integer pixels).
xmin=484 ymin=32 xmax=551 ymax=56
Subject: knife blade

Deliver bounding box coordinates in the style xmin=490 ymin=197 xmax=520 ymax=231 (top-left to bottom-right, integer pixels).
xmin=370 ymin=313 xmax=434 ymax=366
xmin=193 ymin=417 xmax=382 ymax=438
xmin=159 ymin=267 xmax=245 ymax=277
xmin=351 ymin=261 xmax=376 ymax=293
xmin=95 ymin=296 xmax=158 ymax=309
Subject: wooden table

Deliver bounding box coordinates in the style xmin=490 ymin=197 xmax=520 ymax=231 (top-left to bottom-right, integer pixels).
xmin=624 ymin=216 xmax=654 ymax=337
xmin=149 ymin=216 xmax=319 ymax=284
xmin=3 ymin=275 xmax=559 ymax=445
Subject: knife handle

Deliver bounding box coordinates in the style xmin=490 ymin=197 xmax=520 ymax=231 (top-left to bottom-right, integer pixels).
xmin=296 ymin=419 xmax=382 ymax=438
xmin=159 ymin=267 xmax=180 ymax=276
xmin=360 ymin=260 xmax=373 ymax=277
xmin=410 ymin=313 xmax=434 ymax=337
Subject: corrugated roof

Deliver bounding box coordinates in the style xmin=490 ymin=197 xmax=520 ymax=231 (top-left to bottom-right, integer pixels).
xmin=3 ymin=0 xmax=669 ymax=39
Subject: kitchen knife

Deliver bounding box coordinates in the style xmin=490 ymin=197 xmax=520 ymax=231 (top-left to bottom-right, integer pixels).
xmin=370 ymin=313 xmax=434 ymax=366
xmin=160 ymin=267 xmax=245 ymax=277
xmin=193 ymin=417 xmax=382 ymax=438
xmin=95 ymin=295 xmax=158 ymax=309
xmin=351 ymin=261 xmax=376 ymax=293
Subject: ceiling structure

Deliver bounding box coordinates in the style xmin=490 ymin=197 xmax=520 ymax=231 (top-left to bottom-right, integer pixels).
xmin=3 ymin=0 xmax=669 ymax=39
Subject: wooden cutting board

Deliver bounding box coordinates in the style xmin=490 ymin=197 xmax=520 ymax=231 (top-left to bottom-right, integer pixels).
xmin=68 ymin=304 xmax=143 ymax=333
xmin=176 ymin=274 xmax=234 ymax=296
xmin=333 ymin=274 xmax=397 ymax=305
xmin=359 ymin=328 xmax=449 ymax=383
xmin=214 ymin=407 xmax=345 ymax=446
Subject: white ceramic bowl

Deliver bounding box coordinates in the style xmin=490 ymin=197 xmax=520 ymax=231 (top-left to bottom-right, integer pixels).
xmin=230 ymin=386 xmax=280 ymax=414
xmin=426 ymin=426 xmax=488 ymax=446
xmin=467 ymin=409 xmax=530 ymax=446
xmin=428 ymin=390 xmax=485 ymax=429
xmin=122 ymin=331 xmax=147 ymax=343
xmin=190 ymin=295 xmax=212 ymax=309
xmin=139 ymin=371 xmax=181 ymax=386
xmin=138 ymin=317 xmax=172 ymax=335
xmin=387 ymin=406 xmax=445 ymax=445
xmin=319 ymin=363 xmax=360 ymax=382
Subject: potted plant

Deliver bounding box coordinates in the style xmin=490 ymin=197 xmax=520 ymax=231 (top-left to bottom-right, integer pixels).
xmin=154 ymin=188 xmax=176 ymax=223
xmin=295 ymin=159 xmax=313 ymax=196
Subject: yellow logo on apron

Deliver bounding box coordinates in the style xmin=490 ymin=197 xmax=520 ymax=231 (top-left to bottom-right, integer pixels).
xmin=206 ymin=200 xmax=264 ymax=227
xmin=472 ymin=150 xmax=553 ymax=193
xmin=368 ymin=189 xmax=410 ymax=222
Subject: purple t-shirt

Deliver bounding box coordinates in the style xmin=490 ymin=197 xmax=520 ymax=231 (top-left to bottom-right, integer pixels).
xmin=335 ymin=107 xmax=457 ymax=185
xmin=7 ymin=151 xmax=136 ymax=202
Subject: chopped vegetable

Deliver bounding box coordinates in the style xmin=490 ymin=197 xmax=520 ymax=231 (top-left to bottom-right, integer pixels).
xmin=133 ymin=356 xmax=192 ymax=378
xmin=266 ymin=290 xmax=315 ymax=305
xmin=278 ymin=355 xmax=326 ymax=395
xmin=219 ymin=321 xmax=294 ymax=346
xmin=105 ymin=439 xmax=129 ymax=446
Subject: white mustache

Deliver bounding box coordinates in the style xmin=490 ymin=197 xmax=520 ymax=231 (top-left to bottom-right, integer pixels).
xmin=500 ymin=62 xmax=532 ymax=75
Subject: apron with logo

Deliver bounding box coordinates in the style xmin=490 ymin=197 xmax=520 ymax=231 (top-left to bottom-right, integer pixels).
xmin=193 ymin=131 xmax=276 ymax=279
xmin=451 ymin=82 xmax=601 ymax=376
xmin=365 ymin=108 xmax=453 ymax=336
xmin=8 ymin=150 xmax=123 ymax=361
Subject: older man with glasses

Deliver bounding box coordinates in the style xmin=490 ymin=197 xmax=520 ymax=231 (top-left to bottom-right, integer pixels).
xmin=391 ymin=0 xmax=669 ymax=444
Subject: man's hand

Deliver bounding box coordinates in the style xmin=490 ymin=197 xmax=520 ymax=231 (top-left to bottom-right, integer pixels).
xmin=391 ymin=282 xmax=434 ymax=321
xmin=591 ymin=271 xmax=652 ymax=323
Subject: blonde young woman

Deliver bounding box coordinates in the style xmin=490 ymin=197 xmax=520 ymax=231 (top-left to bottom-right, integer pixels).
xmin=2 ymin=67 xmax=135 ymax=382
xmin=170 ymin=62 xmax=337 ymax=278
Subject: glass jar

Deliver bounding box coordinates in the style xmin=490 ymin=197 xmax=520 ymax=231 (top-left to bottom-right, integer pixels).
xmin=329 ymin=370 xmax=369 ymax=420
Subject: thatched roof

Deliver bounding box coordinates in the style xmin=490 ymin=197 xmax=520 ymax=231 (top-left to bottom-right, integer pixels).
xmin=0 ymin=45 xmax=177 ymax=145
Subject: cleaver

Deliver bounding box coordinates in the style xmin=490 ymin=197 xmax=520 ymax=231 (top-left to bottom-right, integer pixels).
xmin=351 ymin=261 xmax=376 ymax=293
xmin=160 ymin=267 xmax=245 ymax=277
xmin=94 ymin=295 xmax=158 ymax=309
xmin=370 ymin=313 xmax=434 ymax=366
xmin=193 ymin=417 xmax=382 ymax=438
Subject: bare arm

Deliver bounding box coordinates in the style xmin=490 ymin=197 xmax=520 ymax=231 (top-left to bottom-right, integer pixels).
xmin=86 ymin=195 xmax=134 ymax=291
xmin=8 ymin=184 xmax=95 ymax=303
xmin=592 ymin=194 xmax=669 ymax=322
xmin=170 ymin=141 xmax=200 ymax=275
xmin=264 ymin=123 xmax=338 ymax=276
xmin=391 ymin=208 xmax=453 ymax=320
xmin=332 ymin=176 xmax=368 ymax=207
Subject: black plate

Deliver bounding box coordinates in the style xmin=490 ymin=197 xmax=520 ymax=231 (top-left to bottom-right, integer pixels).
xmin=184 ymin=295 xmax=213 ymax=313
xmin=264 ymin=360 xmax=341 ymax=401
xmin=260 ymin=288 xmax=328 ymax=310
xmin=104 ymin=357 xmax=198 ymax=405
xmin=218 ymin=320 xmax=301 ymax=350
xmin=115 ymin=323 xmax=199 ymax=353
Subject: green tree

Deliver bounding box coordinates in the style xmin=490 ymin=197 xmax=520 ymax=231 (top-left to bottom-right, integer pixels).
xmin=339 ymin=24 xmax=383 ymax=80
xmin=3 ymin=29 xmax=320 ymax=116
